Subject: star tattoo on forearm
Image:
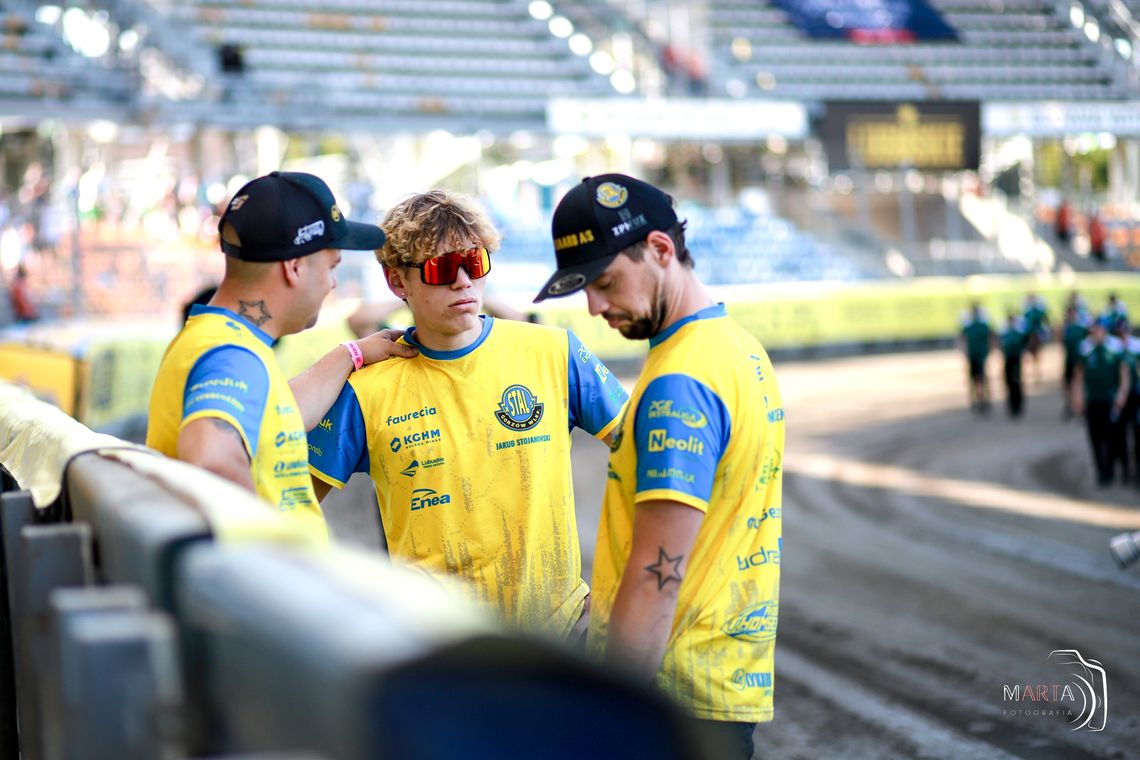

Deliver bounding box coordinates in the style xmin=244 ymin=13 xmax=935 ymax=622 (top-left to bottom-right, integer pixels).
xmin=644 ymin=547 xmax=684 ymax=591
xmin=238 ymin=299 xmax=272 ymax=327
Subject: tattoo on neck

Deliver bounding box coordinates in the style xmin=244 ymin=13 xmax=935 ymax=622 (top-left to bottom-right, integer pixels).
xmin=238 ymin=300 xmax=272 ymax=327
xmin=644 ymin=548 xmax=684 ymax=591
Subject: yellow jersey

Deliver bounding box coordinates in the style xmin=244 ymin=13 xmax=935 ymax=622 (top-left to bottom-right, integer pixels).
xmin=308 ymin=316 xmax=627 ymax=636
xmin=146 ymin=305 xmax=325 ymax=536
xmin=589 ymin=304 xmax=784 ymax=722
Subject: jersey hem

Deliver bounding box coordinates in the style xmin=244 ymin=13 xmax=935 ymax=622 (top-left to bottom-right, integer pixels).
xmin=686 ymin=707 xmax=773 ymax=723
xmin=594 ymin=410 xmax=624 ymax=441
xmin=634 ymin=488 xmax=709 ymax=513
xmin=308 ymin=466 xmax=346 ymax=489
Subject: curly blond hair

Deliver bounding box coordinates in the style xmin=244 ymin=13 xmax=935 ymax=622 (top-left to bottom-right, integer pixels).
xmin=377 ymin=189 xmax=502 ymax=268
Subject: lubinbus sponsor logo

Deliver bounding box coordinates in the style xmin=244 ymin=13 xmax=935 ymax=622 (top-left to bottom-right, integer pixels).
xmin=386 ymin=406 xmax=437 ymax=426
xmin=1002 ymin=649 xmax=1108 ymax=731
xmin=731 ymin=669 xmax=773 ymax=692
xmin=722 ymin=601 xmax=779 ymax=643
xmin=647 ymin=429 xmax=705 ymax=456
xmin=410 ymin=488 xmax=451 ymax=512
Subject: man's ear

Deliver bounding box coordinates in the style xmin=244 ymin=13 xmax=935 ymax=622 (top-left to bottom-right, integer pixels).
xmin=282 ymin=256 xmax=304 ymax=287
xmin=645 ymin=230 xmax=675 ymax=266
xmin=384 ymin=265 xmax=407 ymax=301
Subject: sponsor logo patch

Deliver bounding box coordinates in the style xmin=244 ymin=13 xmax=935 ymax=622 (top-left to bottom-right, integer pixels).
xmin=647 ymin=429 xmax=705 ymax=456
xmin=495 ymin=384 xmax=544 ymax=431
xmin=411 ymin=488 xmax=451 ymax=511
xmin=647 ymin=399 xmax=708 ymax=429
xmin=722 ymin=601 xmax=779 ymax=642
xmin=595 ymin=181 xmax=628 ymax=209
xmin=294 ymin=220 xmax=325 ymax=245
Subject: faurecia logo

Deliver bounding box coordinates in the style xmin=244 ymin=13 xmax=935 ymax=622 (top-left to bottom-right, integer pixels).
xmin=411 ymin=488 xmax=451 ymax=511
xmin=722 ymin=601 xmax=778 ymax=643
xmin=1002 ymin=650 xmax=1108 ymax=731
xmin=387 ymin=406 xmax=437 ymax=426
xmin=495 ymin=385 xmax=544 ymax=431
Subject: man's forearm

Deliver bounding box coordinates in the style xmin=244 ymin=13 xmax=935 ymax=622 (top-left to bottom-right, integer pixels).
xmin=289 ymin=346 xmax=355 ymax=432
xmin=605 ymin=571 xmax=679 ymax=678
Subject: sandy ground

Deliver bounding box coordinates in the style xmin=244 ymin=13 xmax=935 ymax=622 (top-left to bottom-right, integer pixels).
xmin=321 ymin=344 xmax=1140 ymax=759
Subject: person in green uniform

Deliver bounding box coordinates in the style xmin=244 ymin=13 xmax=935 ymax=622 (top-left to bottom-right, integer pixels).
xmin=1111 ymin=315 xmax=1139 ymax=486
xmin=1022 ymin=293 xmax=1050 ymax=389
xmin=1000 ymin=312 xmax=1028 ymax=418
xmin=1072 ymin=318 xmax=1131 ymax=487
xmin=959 ymin=303 xmax=993 ymax=414
xmin=1060 ymin=304 xmax=1092 ymax=419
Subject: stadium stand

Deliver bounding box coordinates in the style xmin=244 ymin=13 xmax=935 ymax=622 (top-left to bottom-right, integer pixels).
xmin=707 ymin=0 xmax=1135 ymax=100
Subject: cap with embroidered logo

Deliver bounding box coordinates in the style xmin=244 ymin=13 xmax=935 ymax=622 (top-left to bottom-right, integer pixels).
xmin=218 ymin=171 xmax=385 ymax=262
xmin=534 ymin=173 xmax=678 ymax=302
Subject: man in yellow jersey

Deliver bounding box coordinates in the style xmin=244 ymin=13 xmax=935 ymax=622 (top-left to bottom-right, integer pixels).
xmin=534 ymin=174 xmax=784 ymax=758
xmin=147 ymin=172 xmax=416 ymax=535
xmin=307 ymin=189 xmax=628 ymax=637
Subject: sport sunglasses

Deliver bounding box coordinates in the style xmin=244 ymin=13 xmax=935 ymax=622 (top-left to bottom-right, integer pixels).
xmin=414 ymin=246 xmax=492 ymax=285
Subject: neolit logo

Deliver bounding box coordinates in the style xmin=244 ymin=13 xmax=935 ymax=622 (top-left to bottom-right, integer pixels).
xmin=595 ymin=182 xmax=628 ymax=209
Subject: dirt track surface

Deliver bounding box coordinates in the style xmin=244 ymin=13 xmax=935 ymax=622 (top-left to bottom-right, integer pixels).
xmin=322 ymin=345 xmax=1140 ymax=759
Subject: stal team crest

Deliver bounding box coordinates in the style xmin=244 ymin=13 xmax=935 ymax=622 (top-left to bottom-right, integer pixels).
xmin=596 ymin=182 xmax=628 ymax=208
xmin=495 ymin=384 xmax=544 ymax=431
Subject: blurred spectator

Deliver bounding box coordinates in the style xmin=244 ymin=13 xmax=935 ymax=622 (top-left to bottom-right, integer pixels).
xmin=1072 ymin=318 xmax=1130 ymax=487
xmin=1022 ymin=293 xmax=1050 ymax=388
xmin=1055 ymin=199 xmax=1072 ymax=242
xmin=1104 ymin=292 xmax=1128 ymax=322
xmin=958 ymin=302 xmax=992 ymax=415
xmin=1112 ymin=316 xmax=1139 ymax=486
xmin=1000 ymin=312 xmax=1028 ymax=418
xmin=1088 ymin=211 xmax=1107 ymax=263
xmin=1061 ymin=303 xmax=1092 ymax=419
xmin=9 ymin=264 xmax=38 ymax=323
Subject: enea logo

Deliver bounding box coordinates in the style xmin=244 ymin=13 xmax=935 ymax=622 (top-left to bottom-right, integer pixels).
xmin=722 ymin=601 xmax=778 ymax=643
xmin=495 ymin=384 xmax=544 ymax=431
xmin=730 ymin=669 xmax=773 ymax=692
xmin=647 ymin=429 xmax=705 ymax=457
xmin=647 ymin=399 xmax=708 ymax=429
xmin=411 ymin=488 xmax=451 ymax=511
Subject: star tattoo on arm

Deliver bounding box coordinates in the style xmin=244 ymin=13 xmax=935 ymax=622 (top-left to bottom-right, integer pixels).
xmin=238 ymin=299 xmax=272 ymax=327
xmin=644 ymin=547 xmax=684 ymax=591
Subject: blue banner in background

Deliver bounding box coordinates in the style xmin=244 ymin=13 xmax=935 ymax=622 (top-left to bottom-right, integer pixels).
xmin=770 ymin=0 xmax=959 ymax=43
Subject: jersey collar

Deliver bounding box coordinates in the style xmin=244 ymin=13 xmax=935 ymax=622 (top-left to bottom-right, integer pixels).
xmin=404 ymin=315 xmax=493 ymax=360
xmin=649 ymin=303 xmax=727 ymax=349
xmin=188 ymin=304 xmax=276 ymax=348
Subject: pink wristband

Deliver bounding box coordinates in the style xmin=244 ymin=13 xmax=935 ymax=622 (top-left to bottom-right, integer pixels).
xmin=342 ymin=340 xmax=364 ymax=371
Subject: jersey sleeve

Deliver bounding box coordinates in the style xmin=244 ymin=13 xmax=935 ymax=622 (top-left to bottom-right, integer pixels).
xmin=633 ymin=374 xmax=731 ymax=511
xmin=307 ymin=382 xmax=369 ymax=489
xmin=182 ymin=346 xmax=270 ymax=458
xmin=566 ymin=330 xmax=629 ymax=438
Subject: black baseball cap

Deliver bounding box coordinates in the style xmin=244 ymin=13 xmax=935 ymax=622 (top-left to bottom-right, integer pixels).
xmin=218 ymin=171 xmax=385 ymax=262
xmin=534 ymin=173 xmax=678 ymax=302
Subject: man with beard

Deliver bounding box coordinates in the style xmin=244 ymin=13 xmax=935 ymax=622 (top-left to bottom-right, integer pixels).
xmin=534 ymin=174 xmax=785 ymax=759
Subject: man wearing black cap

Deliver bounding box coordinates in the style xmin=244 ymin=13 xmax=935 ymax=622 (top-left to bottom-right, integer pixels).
xmin=536 ymin=174 xmax=785 ymax=757
xmin=147 ymin=172 xmax=416 ymax=536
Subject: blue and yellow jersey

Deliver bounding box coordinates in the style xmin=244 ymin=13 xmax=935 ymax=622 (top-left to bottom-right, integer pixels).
xmin=307 ymin=316 xmax=627 ymax=636
xmin=146 ymin=305 xmax=325 ymax=536
xmin=588 ymin=304 xmax=784 ymax=723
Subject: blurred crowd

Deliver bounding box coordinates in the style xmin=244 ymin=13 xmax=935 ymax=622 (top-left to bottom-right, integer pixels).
xmin=959 ymin=290 xmax=1138 ymax=489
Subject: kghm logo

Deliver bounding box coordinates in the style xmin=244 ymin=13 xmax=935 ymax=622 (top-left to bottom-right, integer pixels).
xmin=495 ymin=384 xmax=544 ymax=431
xmin=391 ymin=429 xmax=442 ymax=453
xmin=647 ymin=429 xmax=705 ymax=456
xmin=722 ymin=601 xmax=778 ymax=642
xmin=411 ymin=488 xmax=451 ymax=511
xmin=1002 ymin=649 xmax=1107 ymax=731
xmin=647 ymin=399 xmax=708 ymax=429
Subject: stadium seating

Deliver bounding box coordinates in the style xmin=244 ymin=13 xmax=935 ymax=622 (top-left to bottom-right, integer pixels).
xmin=708 ymin=0 xmax=1127 ymax=100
